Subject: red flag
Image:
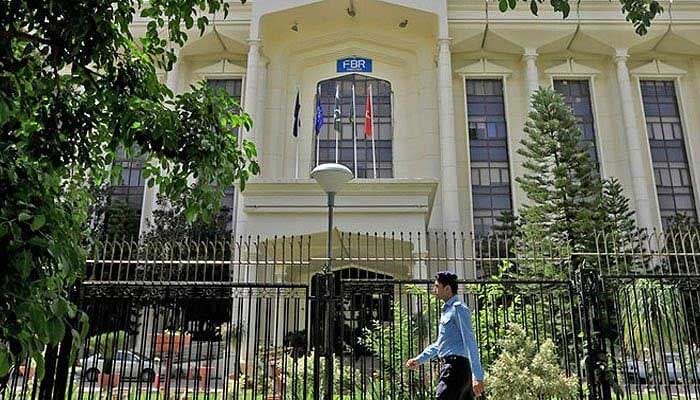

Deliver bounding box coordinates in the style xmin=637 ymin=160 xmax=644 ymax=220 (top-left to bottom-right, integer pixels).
xmin=364 ymin=85 xmax=373 ymax=138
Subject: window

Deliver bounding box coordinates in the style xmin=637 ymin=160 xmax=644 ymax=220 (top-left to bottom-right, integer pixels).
xmin=466 ymin=79 xmax=513 ymax=237
xmin=641 ymin=80 xmax=697 ymax=226
xmin=112 ymin=149 xmax=145 ymax=211
xmin=314 ymin=74 xmax=393 ymax=178
xmin=207 ymin=79 xmax=243 ymax=232
xmin=103 ymin=148 xmax=145 ymax=237
xmin=553 ymin=79 xmax=600 ymax=173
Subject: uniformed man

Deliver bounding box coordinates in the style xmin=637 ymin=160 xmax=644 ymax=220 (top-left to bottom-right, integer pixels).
xmin=406 ymin=271 xmax=485 ymax=399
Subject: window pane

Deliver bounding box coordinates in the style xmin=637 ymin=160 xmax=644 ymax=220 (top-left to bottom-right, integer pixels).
xmin=641 ymin=80 xmax=697 ymax=227
xmin=466 ymin=79 xmax=513 ymax=237
xmin=553 ymin=79 xmax=600 ymax=174
xmin=313 ymin=74 xmax=393 ymax=178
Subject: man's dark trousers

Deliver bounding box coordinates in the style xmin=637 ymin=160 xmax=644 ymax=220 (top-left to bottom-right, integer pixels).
xmin=435 ymin=355 xmax=474 ymax=400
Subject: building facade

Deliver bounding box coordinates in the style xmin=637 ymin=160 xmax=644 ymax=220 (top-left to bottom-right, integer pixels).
xmin=113 ymin=0 xmax=700 ymax=246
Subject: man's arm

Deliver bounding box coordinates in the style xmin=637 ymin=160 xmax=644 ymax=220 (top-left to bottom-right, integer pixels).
xmin=456 ymin=305 xmax=484 ymax=381
xmin=415 ymin=341 xmax=439 ymax=365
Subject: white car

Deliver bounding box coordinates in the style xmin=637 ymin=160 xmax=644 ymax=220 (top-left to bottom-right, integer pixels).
xmin=82 ymin=350 xmax=159 ymax=382
xmin=625 ymin=353 xmax=700 ymax=383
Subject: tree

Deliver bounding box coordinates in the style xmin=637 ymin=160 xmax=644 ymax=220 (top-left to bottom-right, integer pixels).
xmin=599 ymin=178 xmax=648 ymax=274
xmin=515 ymin=87 xmax=602 ymax=277
xmin=496 ymin=0 xmax=663 ymax=36
xmin=0 ymin=0 xmax=258 ymax=384
xmin=143 ymin=194 xmax=232 ymax=243
xmin=100 ymin=200 xmax=142 ymax=239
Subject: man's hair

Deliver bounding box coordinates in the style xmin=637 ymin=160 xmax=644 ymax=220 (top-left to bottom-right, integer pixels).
xmin=436 ymin=271 xmax=458 ymax=295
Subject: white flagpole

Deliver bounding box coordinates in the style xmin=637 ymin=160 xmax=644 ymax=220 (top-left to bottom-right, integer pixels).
xmin=335 ymin=83 xmax=339 ymax=164
xmin=316 ymin=135 xmax=320 ymax=167
xmin=352 ymin=83 xmax=357 ymax=177
xmin=295 ymin=86 xmax=300 ymax=179
xmin=370 ymin=84 xmax=377 ymax=179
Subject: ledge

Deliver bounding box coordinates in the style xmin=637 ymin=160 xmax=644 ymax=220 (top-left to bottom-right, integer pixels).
xmin=241 ymin=178 xmax=439 ymax=224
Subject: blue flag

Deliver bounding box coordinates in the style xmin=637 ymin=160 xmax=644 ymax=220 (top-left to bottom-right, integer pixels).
xmin=314 ymin=88 xmax=323 ymax=135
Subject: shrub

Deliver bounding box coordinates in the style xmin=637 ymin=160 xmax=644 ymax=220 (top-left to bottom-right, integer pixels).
xmin=486 ymin=323 xmax=578 ymax=400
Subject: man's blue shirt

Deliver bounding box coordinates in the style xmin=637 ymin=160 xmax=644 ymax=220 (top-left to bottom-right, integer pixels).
xmin=416 ymin=295 xmax=484 ymax=381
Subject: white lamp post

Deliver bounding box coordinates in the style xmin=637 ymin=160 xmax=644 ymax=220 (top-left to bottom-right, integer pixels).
xmin=310 ymin=163 xmax=352 ymax=400
xmin=310 ymin=163 xmax=354 ymax=274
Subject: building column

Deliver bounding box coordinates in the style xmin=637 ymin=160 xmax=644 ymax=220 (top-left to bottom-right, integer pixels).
xmin=243 ymin=39 xmax=261 ymax=146
xmin=233 ymin=39 xmax=262 ymax=241
xmin=256 ymin=55 xmax=269 ymax=176
xmin=523 ymin=48 xmax=539 ymax=107
xmin=614 ymin=48 xmax=655 ymax=231
xmin=436 ymin=37 xmax=462 ymax=234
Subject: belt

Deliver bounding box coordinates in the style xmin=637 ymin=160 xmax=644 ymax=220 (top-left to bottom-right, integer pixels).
xmin=440 ymin=355 xmax=468 ymax=363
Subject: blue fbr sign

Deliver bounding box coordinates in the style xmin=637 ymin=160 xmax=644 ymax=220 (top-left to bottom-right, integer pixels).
xmin=337 ymin=57 xmax=372 ymax=73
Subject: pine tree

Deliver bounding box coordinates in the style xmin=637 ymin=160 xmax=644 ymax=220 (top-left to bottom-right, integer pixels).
xmin=601 ymin=178 xmax=638 ymax=238
xmin=516 ymin=88 xmax=603 ymax=277
xmin=599 ymin=178 xmax=647 ymax=274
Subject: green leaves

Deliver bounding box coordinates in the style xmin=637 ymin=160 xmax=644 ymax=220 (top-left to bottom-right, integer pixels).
xmin=30 ymin=214 xmax=46 ymax=231
xmin=515 ymin=88 xmax=603 ymax=278
xmin=0 ymin=346 xmax=10 ymax=378
xmin=1 ymin=0 xmax=255 ymax=382
xmin=486 ymin=324 xmax=578 ymax=400
xmin=494 ymin=0 xmax=662 ymax=34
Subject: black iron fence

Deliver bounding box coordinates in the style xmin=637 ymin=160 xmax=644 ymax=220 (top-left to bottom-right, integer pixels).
xmin=2 ymin=230 xmax=700 ymax=400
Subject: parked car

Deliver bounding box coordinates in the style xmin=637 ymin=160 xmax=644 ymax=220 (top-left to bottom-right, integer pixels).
xmin=82 ymin=350 xmax=159 ymax=382
xmin=625 ymin=353 xmax=700 ymax=383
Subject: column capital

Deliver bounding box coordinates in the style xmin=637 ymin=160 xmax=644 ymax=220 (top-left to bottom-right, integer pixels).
xmin=437 ymin=37 xmax=452 ymax=47
xmin=247 ymin=38 xmax=262 ymax=47
xmin=614 ymin=48 xmax=630 ymax=64
xmin=523 ymin=48 xmax=538 ymax=61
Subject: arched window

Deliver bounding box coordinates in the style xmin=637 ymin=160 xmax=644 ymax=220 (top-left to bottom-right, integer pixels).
xmin=314 ymin=74 xmax=393 ymax=178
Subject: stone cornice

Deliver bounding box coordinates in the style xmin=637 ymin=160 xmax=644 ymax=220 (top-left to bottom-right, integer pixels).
xmin=242 ymin=178 xmax=439 ymax=224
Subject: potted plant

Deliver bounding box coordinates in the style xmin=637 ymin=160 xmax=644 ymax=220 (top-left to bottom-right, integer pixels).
xmin=154 ymin=329 xmax=191 ymax=354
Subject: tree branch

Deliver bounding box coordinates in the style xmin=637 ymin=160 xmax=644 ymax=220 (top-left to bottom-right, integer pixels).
xmin=0 ymin=29 xmax=51 ymax=45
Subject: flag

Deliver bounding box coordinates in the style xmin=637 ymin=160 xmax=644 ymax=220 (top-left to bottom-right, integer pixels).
xmin=314 ymin=88 xmax=323 ymax=135
xmin=333 ymin=83 xmax=342 ymax=135
xmin=292 ymin=89 xmax=301 ymax=137
xmin=364 ymin=85 xmax=373 ymax=138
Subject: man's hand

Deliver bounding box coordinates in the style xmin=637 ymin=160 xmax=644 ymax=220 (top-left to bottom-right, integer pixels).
xmin=405 ymin=358 xmax=419 ymax=370
xmin=472 ymin=380 xmax=484 ymax=397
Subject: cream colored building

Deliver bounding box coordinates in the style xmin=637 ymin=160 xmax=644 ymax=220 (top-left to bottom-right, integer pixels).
xmin=115 ymin=0 xmax=700 ymax=244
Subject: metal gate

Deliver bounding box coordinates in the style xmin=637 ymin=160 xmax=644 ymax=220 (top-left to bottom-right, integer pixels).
xmin=3 ymin=231 xmax=700 ymax=400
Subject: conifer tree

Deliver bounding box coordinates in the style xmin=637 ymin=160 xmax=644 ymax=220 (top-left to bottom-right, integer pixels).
xmin=599 ymin=178 xmax=648 ymax=274
xmin=601 ymin=178 xmax=639 ymax=239
xmin=516 ymin=88 xmax=603 ymax=277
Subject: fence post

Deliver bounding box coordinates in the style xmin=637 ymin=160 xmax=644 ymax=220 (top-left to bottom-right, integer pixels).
xmin=322 ymin=272 xmax=335 ymax=400
xmin=310 ymin=271 xmax=336 ymax=400
xmin=574 ymin=257 xmax=613 ymax=400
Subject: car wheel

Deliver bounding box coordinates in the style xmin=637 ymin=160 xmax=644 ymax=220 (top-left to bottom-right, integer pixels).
xmin=85 ymin=368 xmax=100 ymax=383
xmin=141 ymin=369 xmax=156 ymax=383
xmin=171 ymin=368 xmax=185 ymax=379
